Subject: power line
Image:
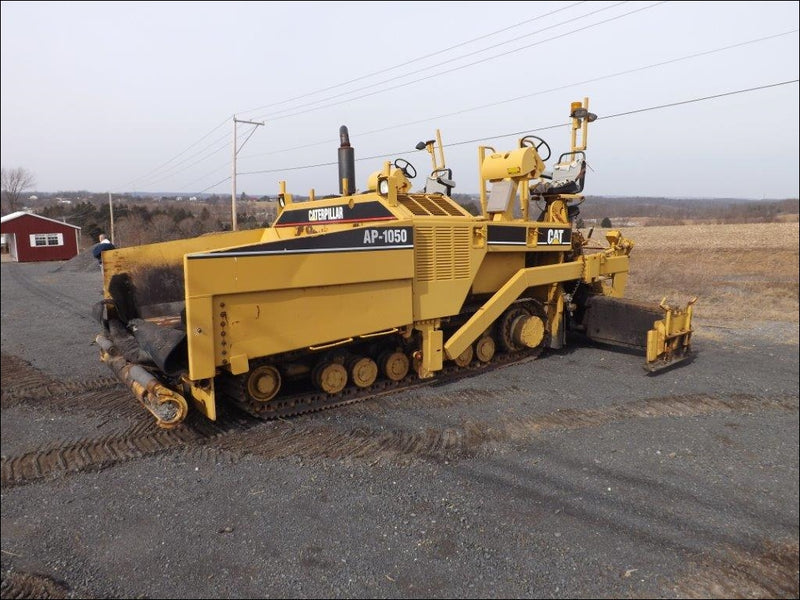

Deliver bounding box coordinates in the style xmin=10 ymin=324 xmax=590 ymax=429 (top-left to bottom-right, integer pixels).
xmin=249 ymin=1 xmax=667 ymax=124
xmin=249 ymin=1 xmax=631 ymax=121
xmin=237 ymin=79 xmax=798 ymax=177
xmin=127 ymin=7 xmax=796 ymax=195
xmin=124 ymin=117 xmax=230 ymax=190
xmin=193 ymin=176 xmax=232 ymax=196
xmin=235 ymin=1 xmax=589 ymax=116
xmin=588 ymin=79 xmax=800 ymax=125
xmin=237 ymin=29 xmax=797 ymax=163
xmin=362 ymin=29 xmax=800 ymax=135
xmin=123 ymin=3 xmax=589 ymax=193
xmin=127 ymin=121 xmax=268 ymax=191
xmin=137 ymin=136 xmax=232 ymax=188
xmin=120 ymin=1 xmax=665 ymax=194
xmin=177 ymin=163 xmax=231 ymax=194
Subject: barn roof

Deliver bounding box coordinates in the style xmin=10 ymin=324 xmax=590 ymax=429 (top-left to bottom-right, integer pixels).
xmin=0 ymin=211 xmax=81 ymax=230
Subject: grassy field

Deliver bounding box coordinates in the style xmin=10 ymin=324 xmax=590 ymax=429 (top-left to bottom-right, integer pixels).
xmin=587 ymin=222 xmax=799 ymax=327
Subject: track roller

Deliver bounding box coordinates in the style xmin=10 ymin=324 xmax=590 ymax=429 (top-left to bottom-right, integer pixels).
xmin=379 ymin=351 xmax=410 ymax=381
xmin=453 ymin=344 xmax=474 ymax=367
xmin=475 ymin=335 xmax=496 ymax=363
xmin=312 ymin=360 xmax=348 ymax=394
xmin=348 ymin=356 xmax=378 ymax=388
xmin=245 ymin=364 xmax=282 ymax=403
xmin=512 ymin=314 xmax=545 ymax=349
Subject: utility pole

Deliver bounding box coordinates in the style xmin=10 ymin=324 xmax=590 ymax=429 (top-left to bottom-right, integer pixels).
xmin=108 ymin=192 xmax=115 ymax=244
xmin=231 ymin=116 xmax=265 ymax=231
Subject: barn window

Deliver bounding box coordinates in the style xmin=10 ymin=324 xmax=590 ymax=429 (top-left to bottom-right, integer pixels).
xmin=29 ymin=233 xmax=64 ymax=247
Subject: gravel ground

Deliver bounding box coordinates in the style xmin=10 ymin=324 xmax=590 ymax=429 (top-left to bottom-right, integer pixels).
xmin=1 ymin=259 xmax=798 ymax=599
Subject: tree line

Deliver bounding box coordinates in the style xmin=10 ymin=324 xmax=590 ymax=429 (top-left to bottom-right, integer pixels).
xmin=38 ymin=200 xmax=271 ymax=248
xmin=577 ymin=196 xmax=798 ymax=225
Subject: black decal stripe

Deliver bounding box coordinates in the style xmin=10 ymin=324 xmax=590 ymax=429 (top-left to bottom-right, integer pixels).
xmin=275 ymin=216 xmax=395 ymax=228
xmin=187 ymin=227 xmax=414 ymax=259
xmin=488 ymin=225 xmax=527 ymax=245
xmin=188 ymin=245 xmax=413 ymax=259
xmin=274 ymin=201 xmax=395 ymax=226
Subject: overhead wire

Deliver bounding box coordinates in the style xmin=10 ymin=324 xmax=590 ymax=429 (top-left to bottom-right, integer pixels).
xmin=124 ymin=117 xmax=230 ymax=190
xmin=235 ymin=0 xmax=589 ymax=115
xmin=581 ymin=79 xmax=799 ymax=125
xmin=360 ymin=30 xmax=799 ymax=136
xmin=245 ymin=1 xmax=632 ymax=120
xmin=237 ymin=80 xmax=799 ymax=178
xmin=128 ymin=3 xmax=795 ymax=195
xmin=248 ymin=1 xmax=667 ymax=123
xmin=179 ymin=164 xmax=232 ymax=194
xmin=193 ymin=176 xmax=232 ymax=196
xmin=139 ymin=136 xmax=232 ymax=188
xmin=237 ymin=29 xmax=798 ymax=163
xmin=149 ymin=2 xmax=655 ymax=191
xmin=126 ymin=1 xmax=592 ymax=191
xmin=127 ymin=122 xmax=262 ymax=191
xmin=141 ymin=119 xmax=263 ymax=191
xmin=128 ymin=0 xmax=683 ymax=193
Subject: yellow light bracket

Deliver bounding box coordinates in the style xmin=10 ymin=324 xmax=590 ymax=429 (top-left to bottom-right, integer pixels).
xmin=569 ymin=98 xmax=597 ymax=152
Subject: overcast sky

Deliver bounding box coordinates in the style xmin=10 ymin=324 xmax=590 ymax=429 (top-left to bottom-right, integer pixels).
xmin=1 ymin=1 xmax=798 ymax=199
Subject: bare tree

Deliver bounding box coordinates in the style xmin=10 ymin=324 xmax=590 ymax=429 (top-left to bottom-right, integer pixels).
xmin=148 ymin=213 xmax=181 ymax=242
xmin=1 ymin=167 xmax=36 ymax=214
xmin=115 ymin=213 xmax=148 ymax=247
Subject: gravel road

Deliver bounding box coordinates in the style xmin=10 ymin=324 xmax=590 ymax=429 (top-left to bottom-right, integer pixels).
xmin=1 ymin=260 xmax=798 ymax=599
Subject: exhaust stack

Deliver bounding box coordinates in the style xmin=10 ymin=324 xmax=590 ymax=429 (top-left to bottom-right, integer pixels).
xmin=338 ymin=125 xmax=356 ymax=195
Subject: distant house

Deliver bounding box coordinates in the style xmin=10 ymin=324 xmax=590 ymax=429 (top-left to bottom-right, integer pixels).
xmin=0 ymin=211 xmax=81 ymax=262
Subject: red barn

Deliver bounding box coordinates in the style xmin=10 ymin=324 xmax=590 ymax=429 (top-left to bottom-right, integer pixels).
xmin=0 ymin=211 xmax=82 ymax=262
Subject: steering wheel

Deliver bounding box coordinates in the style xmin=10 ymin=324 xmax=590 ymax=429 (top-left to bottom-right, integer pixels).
xmin=520 ymin=135 xmax=551 ymax=162
xmin=394 ymin=158 xmax=417 ymax=179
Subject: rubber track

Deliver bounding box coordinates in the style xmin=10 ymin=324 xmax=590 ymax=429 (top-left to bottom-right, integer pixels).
xmin=221 ymin=347 xmax=544 ymax=420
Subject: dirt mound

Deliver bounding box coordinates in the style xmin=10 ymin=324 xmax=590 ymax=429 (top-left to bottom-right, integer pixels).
xmin=53 ymin=247 xmax=100 ymax=273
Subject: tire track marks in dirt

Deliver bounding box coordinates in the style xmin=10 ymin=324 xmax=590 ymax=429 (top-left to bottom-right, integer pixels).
xmin=0 ymin=424 xmax=210 ymax=489
xmin=0 ymin=569 xmax=70 ymax=599
xmin=1 ymin=352 xmax=121 ymax=409
xmin=2 ymin=392 xmax=796 ymax=488
xmin=208 ymin=392 xmax=798 ymax=464
xmin=674 ymin=539 xmax=799 ymax=599
xmin=343 ymin=385 xmax=520 ymax=414
xmin=1 ymin=354 xmax=56 ymax=399
xmin=1 ymin=377 xmax=123 ymax=406
xmin=2 ymin=384 xmax=146 ymax=425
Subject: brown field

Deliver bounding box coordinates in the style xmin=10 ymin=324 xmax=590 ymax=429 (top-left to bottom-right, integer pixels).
xmin=587 ymin=222 xmax=799 ymax=327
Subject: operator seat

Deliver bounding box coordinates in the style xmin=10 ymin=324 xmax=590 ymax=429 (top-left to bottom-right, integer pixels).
xmin=424 ymin=168 xmax=456 ymax=196
xmin=530 ymin=151 xmax=586 ymax=196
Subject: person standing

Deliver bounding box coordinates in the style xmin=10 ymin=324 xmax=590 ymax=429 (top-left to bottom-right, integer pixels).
xmin=93 ymin=233 xmax=116 ymax=275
